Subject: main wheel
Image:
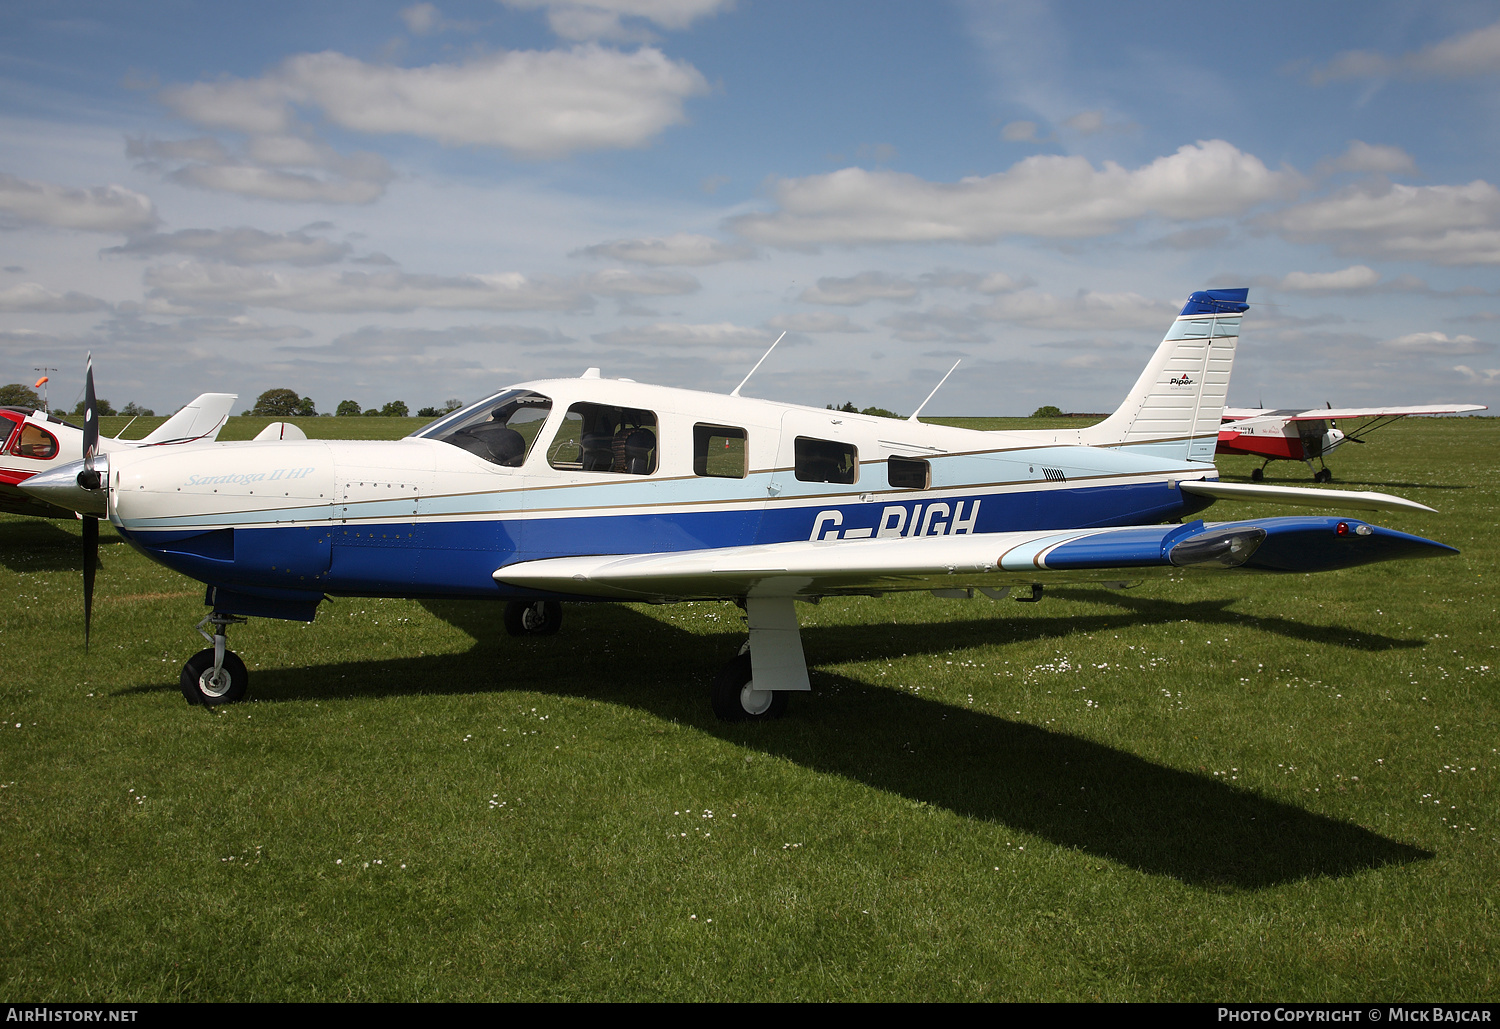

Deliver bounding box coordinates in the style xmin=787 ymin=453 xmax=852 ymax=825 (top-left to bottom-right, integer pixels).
xmin=180 ymin=648 xmax=249 ymax=706
xmin=1250 ymin=467 xmax=1264 ymax=482
xmin=504 ymin=600 xmax=562 ymax=636
xmin=710 ymin=651 xmax=789 ymax=722
xmin=1314 ymin=468 xmax=1333 ymax=483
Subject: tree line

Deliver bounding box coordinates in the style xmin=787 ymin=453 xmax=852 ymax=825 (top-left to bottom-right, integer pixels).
xmin=245 ymin=389 xmax=465 ymax=419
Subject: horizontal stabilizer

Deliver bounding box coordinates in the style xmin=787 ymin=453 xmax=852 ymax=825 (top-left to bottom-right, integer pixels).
xmin=252 ymin=421 xmax=308 ymax=442
xmin=1177 ymin=480 xmax=1435 ymax=514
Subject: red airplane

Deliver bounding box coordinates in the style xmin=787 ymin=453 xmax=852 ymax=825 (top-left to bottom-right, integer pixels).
xmin=1216 ymin=403 xmax=1487 ymax=482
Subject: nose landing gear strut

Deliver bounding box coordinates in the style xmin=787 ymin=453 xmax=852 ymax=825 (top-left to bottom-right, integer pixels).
xmin=181 ymin=612 xmax=250 ymax=706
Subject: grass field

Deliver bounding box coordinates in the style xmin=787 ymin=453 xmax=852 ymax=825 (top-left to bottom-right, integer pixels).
xmin=2 ymin=417 xmax=1496 ymax=1001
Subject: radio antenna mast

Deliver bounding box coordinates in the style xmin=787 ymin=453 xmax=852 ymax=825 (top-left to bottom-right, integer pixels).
xmin=908 ymin=360 xmax=961 ymax=423
xmin=729 ymin=332 xmax=787 ymax=397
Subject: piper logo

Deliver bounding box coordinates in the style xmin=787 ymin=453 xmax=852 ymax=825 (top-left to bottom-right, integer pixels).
xmin=1169 ymin=374 xmax=1196 ymax=386
xmin=810 ymin=500 xmax=981 ymax=541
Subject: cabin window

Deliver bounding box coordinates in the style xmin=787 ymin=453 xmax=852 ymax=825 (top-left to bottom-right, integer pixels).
xmin=887 ymin=457 xmax=929 ymax=490
xmin=794 ymin=437 xmax=857 ymax=484
xmin=693 ymin=424 xmax=747 ymax=478
xmin=8 ymin=423 xmax=59 ymax=461
xmin=424 ymin=390 xmax=552 ymax=467
xmin=548 ymin=403 xmax=658 ymax=475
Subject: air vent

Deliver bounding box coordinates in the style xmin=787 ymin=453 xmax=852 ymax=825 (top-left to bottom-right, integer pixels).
xmin=1042 ymin=467 xmax=1067 ymax=482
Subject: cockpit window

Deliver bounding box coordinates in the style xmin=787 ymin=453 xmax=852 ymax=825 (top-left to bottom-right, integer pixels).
xmin=419 ymin=390 xmax=553 ymax=467
xmin=6 ymin=423 xmax=59 ymax=461
xmin=548 ymin=403 xmax=658 ymax=475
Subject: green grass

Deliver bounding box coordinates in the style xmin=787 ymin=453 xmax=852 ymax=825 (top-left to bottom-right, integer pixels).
xmin=2 ymin=418 xmax=1496 ymax=1000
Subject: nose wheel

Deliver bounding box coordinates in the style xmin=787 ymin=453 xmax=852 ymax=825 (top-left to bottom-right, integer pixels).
xmin=181 ymin=613 xmax=249 ymax=706
xmin=505 ymin=599 xmax=562 ymax=636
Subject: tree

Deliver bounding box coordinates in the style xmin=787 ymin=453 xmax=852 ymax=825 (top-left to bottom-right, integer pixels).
xmin=416 ymin=407 xmax=440 ymax=418
xmin=1031 ymin=405 xmax=1064 ymax=418
xmin=860 ymin=406 xmax=900 ymax=419
xmin=336 ymin=400 xmax=361 ymax=417
xmin=0 ymin=384 xmax=41 ymax=409
xmin=74 ymin=397 xmax=116 ymax=416
xmin=380 ymin=400 xmax=409 ymax=418
xmin=120 ymin=401 xmax=155 ymax=417
xmin=295 ymin=396 xmax=316 ymax=417
xmin=252 ymin=388 xmax=302 ymax=417
xmin=363 ymin=408 xmax=379 ymax=417
xmin=442 ymin=398 xmax=463 ymax=413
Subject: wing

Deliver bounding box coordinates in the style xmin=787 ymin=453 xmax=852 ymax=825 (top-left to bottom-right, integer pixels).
xmin=1284 ymin=404 xmax=1487 ymax=421
xmin=1177 ymin=481 xmax=1435 ymax=513
xmin=494 ymin=517 xmax=1455 ymax=602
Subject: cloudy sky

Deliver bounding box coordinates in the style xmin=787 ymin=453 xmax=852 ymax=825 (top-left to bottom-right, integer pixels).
xmin=3 ymin=0 xmax=1499 ymax=417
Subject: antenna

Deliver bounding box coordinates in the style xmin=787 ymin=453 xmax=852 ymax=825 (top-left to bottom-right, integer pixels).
xmin=729 ymin=332 xmax=786 ymax=397
xmin=907 ymin=360 xmax=961 ymax=423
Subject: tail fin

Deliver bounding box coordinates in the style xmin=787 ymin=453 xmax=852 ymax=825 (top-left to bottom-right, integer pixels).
xmin=138 ymin=393 xmax=238 ymax=445
xmin=1076 ymin=288 xmax=1246 ymax=462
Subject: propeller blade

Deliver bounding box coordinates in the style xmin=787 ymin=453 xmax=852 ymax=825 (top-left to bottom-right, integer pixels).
xmin=78 ymin=354 xmax=101 ymax=491
xmin=83 ymin=515 xmax=97 ymax=649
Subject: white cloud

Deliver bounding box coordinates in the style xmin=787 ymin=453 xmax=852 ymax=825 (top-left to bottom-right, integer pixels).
xmin=1064 ymin=111 xmax=1104 ymax=134
xmin=158 ymin=46 xmax=709 ymax=158
xmin=573 ymin=233 xmax=754 ymax=265
xmin=580 ymin=268 xmax=700 ymax=296
xmin=1380 ymin=331 xmax=1490 ymax=356
xmin=0 ymin=172 xmax=157 ymax=233
xmin=1277 ymin=265 xmax=1382 ymax=293
xmin=1261 ymin=179 xmax=1500 ymax=265
xmin=591 ymin=320 xmax=770 ymax=347
xmin=1312 ymin=19 xmax=1500 ymax=82
xmin=765 ymin=312 xmax=866 ymax=333
xmin=0 ymin=283 xmax=110 ymax=313
xmin=1317 ymin=140 xmax=1420 ymax=178
xmin=128 ymin=135 xmax=393 ymax=205
xmin=320 ymin=324 xmax=570 ymax=355
xmin=731 ymin=140 xmax=1295 ymax=247
xmin=799 ymin=272 xmax=918 ymax=306
xmin=501 ymin=0 xmax=733 ymax=41
xmin=143 ymin=261 xmax=594 ymax=313
xmin=137 ymin=261 xmax=695 ymax=313
xmin=974 ymin=290 xmax=1177 ymax=331
xmin=1001 ymin=120 xmax=1040 ymax=142
xmin=105 ymin=312 xmax=314 ymax=343
xmin=401 ymin=3 xmax=441 ymax=34
xmin=879 ymin=307 xmax=987 ymax=343
xmin=1453 ymin=364 xmax=1500 ymax=383
xmin=103 ymin=227 xmax=353 ymax=265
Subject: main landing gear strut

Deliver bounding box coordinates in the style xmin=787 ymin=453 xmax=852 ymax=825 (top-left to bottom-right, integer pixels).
xmin=181 ymin=612 xmax=250 ymax=706
xmin=711 ymin=597 xmax=810 ymax=723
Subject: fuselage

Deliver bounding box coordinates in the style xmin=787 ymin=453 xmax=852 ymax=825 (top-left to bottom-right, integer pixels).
xmin=1216 ymin=412 xmax=1344 ymax=462
xmin=102 ymin=376 xmax=1221 ymax=614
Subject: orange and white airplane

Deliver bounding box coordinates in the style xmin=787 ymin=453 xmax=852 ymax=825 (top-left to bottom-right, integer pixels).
xmin=1217 ymin=403 xmax=1487 ymax=482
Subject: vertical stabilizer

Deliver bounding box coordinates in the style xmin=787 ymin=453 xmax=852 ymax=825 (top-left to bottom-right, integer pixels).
xmin=136 ymin=393 xmax=238 ymax=446
xmin=1076 ymin=289 xmax=1246 ymax=462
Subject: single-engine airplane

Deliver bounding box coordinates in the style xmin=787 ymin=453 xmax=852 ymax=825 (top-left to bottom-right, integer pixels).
xmin=2 ymin=390 xmax=239 ymax=519
xmin=1217 ymin=403 xmax=1486 ymax=482
xmin=24 ymin=288 xmax=1458 ymax=721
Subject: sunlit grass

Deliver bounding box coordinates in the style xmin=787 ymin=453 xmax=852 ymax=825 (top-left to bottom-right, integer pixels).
xmin=1 ymin=418 xmax=1495 ymax=1000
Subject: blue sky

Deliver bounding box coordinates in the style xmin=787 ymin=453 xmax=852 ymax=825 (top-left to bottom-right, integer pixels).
xmin=2 ymin=0 xmax=1498 ymax=417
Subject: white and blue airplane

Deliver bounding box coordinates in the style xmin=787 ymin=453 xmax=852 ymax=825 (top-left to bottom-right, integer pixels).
xmin=24 ymin=288 xmax=1457 ymax=720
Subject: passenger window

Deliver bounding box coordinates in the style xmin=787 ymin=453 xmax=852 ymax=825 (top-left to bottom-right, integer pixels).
xmin=430 ymin=390 xmax=552 ymax=467
xmin=794 ymin=437 xmax=857 ymax=484
xmin=549 ymin=403 xmax=658 ymax=475
xmin=887 ymin=457 xmax=929 ymax=490
xmin=11 ymin=424 xmax=59 ymax=460
xmin=694 ymin=424 xmax=747 ymax=478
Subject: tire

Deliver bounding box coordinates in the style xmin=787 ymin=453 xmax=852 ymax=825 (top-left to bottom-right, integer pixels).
xmin=1250 ymin=467 xmax=1264 ymax=482
xmin=1315 ymin=469 xmax=1333 ymax=483
xmin=504 ymin=600 xmax=562 ymax=637
xmin=181 ymin=647 xmax=249 ymax=706
xmin=710 ymin=651 xmax=789 ymax=722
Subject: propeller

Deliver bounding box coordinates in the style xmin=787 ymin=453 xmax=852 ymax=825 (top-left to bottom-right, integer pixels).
xmin=78 ymin=354 xmax=100 ymax=649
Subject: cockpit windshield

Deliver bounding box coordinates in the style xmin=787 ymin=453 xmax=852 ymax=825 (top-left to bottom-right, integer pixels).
xmin=414 ymin=390 xmax=553 ymax=467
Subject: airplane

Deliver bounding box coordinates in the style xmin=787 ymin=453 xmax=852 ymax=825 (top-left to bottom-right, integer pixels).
xmin=2 ymin=388 xmax=240 ymax=519
xmin=22 ymin=288 xmax=1459 ymax=721
xmin=1217 ymin=403 xmax=1487 ymax=483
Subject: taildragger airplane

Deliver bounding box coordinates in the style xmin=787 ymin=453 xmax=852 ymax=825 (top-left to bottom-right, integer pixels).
xmin=24 ymin=288 xmax=1457 ymax=721
xmin=1217 ymin=403 xmax=1486 ymax=482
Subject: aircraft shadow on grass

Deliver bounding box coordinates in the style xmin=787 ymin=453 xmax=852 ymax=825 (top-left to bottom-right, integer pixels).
xmin=125 ymin=595 xmax=1430 ymax=890
xmin=0 ymin=519 xmax=121 ymax=573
